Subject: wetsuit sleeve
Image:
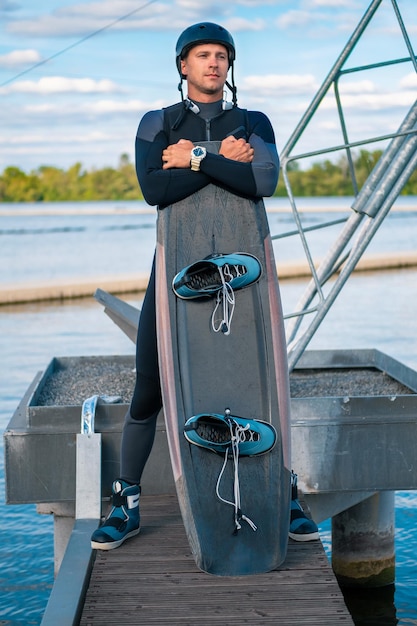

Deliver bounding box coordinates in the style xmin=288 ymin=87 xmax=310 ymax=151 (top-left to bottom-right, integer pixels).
xmin=135 ymin=109 xmax=279 ymax=207
xmin=136 ymin=110 xmax=212 ymax=207
xmin=200 ymin=111 xmax=279 ymax=198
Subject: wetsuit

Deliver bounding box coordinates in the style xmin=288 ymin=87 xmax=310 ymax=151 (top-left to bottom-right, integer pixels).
xmin=120 ymin=99 xmax=280 ymax=485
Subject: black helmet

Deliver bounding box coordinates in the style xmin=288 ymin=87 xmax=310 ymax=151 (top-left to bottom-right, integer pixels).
xmin=174 ymin=22 xmax=238 ymax=110
xmin=175 ymin=22 xmax=236 ymax=75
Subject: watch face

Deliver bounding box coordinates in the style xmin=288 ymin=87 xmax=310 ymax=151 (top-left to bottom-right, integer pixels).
xmin=193 ymin=147 xmax=205 ymax=157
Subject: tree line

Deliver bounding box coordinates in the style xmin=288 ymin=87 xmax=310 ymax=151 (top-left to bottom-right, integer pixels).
xmin=1 ymin=150 xmax=416 ymax=203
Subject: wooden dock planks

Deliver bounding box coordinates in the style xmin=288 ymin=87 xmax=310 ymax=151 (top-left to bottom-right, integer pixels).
xmin=79 ymin=495 xmax=354 ymax=625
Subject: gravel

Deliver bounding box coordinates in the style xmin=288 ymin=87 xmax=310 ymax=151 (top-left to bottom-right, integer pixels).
xmin=290 ymin=368 xmax=414 ymax=397
xmin=35 ymin=356 xmax=136 ymax=406
xmin=33 ymin=358 xmax=415 ymax=407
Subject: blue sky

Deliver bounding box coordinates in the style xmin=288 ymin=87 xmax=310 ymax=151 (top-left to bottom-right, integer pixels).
xmin=0 ymin=0 xmax=416 ymax=173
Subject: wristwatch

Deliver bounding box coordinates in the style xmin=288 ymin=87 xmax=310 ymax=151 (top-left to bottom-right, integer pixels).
xmin=190 ymin=145 xmax=207 ymax=171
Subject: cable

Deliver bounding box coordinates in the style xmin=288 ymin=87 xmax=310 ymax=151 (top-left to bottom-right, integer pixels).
xmin=0 ymin=0 xmax=158 ymax=88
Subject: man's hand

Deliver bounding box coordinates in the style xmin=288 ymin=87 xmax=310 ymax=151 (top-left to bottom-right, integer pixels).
xmin=162 ymin=139 xmax=194 ymax=170
xmin=219 ymin=136 xmax=254 ymax=162
xmin=162 ymin=136 xmax=254 ymax=170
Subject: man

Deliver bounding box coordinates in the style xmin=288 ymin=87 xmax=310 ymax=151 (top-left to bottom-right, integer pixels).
xmin=91 ymin=22 xmax=318 ymax=550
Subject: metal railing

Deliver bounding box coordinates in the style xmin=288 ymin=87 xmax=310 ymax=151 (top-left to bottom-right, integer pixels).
xmin=273 ymin=0 xmax=417 ymax=370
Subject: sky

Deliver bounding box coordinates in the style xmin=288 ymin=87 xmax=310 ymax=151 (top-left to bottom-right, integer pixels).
xmin=0 ymin=0 xmax=416 ymax=174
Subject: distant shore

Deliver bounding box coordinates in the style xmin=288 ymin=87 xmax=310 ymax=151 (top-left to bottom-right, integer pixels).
xmin=0 ymin=196 xmax=415 ymax=217
xmin=1 ymin=251 xmax=417 ymax=306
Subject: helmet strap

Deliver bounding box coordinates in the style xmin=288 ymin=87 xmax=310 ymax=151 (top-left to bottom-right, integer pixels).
xmin=226 ymin=63 xmax=237 ymax=107
xmin=178 ymin=78 xmax=185 ymax=102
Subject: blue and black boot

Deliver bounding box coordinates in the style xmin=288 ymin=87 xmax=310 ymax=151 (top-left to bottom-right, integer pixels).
xmin=172 ymin=252 xmax=262 ymax=299
xmin=91 ymin=479 xmax=140 ymax=550
xmin=289 ymin=471 xmax=319 ymax=542
xmin=184 ymin=412 xmax=276 ymax=456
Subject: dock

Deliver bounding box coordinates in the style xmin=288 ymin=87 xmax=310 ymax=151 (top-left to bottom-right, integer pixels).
xmin=1 ymin=251 xmax=417 ymax=305
xmin=8 ymin=348 xmax=417 ymax=624
xmin=79 ymin=495 xmax=353 ymax=625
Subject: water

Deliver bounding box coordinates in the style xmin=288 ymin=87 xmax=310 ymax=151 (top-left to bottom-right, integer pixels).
xmin=1 ymin=198 xmax=417 ymax=624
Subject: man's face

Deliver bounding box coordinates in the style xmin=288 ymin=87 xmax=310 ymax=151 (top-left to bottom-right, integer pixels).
xmin=181 ymin=43 xmax=229 ymax=101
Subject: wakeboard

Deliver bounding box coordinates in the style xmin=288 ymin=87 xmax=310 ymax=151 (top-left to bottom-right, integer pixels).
xmin=156 ymin=153 xmax=291 ymax=576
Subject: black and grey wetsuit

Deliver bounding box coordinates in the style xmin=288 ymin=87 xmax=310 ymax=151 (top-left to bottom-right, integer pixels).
xmin=120 ymin=99 xmax=279 ymax=484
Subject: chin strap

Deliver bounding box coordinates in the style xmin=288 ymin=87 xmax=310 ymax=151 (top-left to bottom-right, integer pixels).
xmin=171 ymin=96 xmax=195 ymax=130
xmin=225 ymin=62 xmax=237 ymax=107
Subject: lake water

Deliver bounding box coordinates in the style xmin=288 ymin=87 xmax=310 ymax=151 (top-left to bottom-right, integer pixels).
xmin=1 ymin=197 xmax=417 ymax=624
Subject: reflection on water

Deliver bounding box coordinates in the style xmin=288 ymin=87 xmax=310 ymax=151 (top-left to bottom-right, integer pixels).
xmin=342 ymin=585 xmax=398 ymax=626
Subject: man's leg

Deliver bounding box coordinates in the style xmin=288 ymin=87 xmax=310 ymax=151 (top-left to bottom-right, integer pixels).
xmin=91 ymin=261 xmax=161 ymax=550
xmin=289 ymin=471 xmax=319 ymax=542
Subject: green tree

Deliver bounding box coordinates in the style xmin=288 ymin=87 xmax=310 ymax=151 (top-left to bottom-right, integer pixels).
xmin=1 ymin=149 xmax=415 ymax=203
xmin=37 ymin=166 xmax=67 ymax=201
xmin=0 ymin=166 xmax=42 ymax=202
xmin=353 ymin=149 xmax=383 ymax=189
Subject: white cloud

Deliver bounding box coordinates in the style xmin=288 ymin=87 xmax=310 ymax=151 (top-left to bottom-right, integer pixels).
xmin=253 ymin=75 xmax=412 ymax=114
xmin=1 ymin=76 xmax=122 ymax=95
xmin=6 ymin=1 xmax=197 ymax=37
xmin=276 ymin=5 xmax=361 ymax=33
xmin=82 ymin=99 xmax=156 ymax=114
xmin=221 ymin=17 xmax=265 ymax=32
xmin=175 ymin=0 xmax=280 ymax=5
xmin=221 ymin=0 xmax=283 ymax=5
xmin=58 ymin=1 xmax=149 ymax=19
xmin=7 ymin=15 xmax=112 ymax=37
xmin=400 ymin=73 xmax=417 ymax=90
xmin=0 ymin=48 xmax=42 ymax=68
xmin=22 ymin=98 xmax=165 ymax=116
xmin=1 ymin=0 xmax=414 ymax=173
xmin=307 ymin=0 xmax=357 ymax=7
xmin=321 ymin=90 xmax=416 ymax=111
xmin=276 ymin=10 xmax=312 ymax=29
xmin=0 ymin=126 xmax=136 ymax=169
xmin=3 ymin=131 xmax=112 ymax=145
xmin=241 ymin=73 xmax=318 ymax=95
xmin=6 ymin=1 xmax=271 ymax=38
xmin=316 ymin=120 xmax=339 ymax=131
xmin=175 ymin=0 xmax=209 ymax=8
xmin=6 ymin=1 xmax=158 ymax=37
xmin=338 ymin=80 xmax=377 ymax=95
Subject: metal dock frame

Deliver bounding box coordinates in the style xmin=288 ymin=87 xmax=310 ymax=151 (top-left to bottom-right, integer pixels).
xmin=275 ymin=0 xmax=417 ymax=370
xmin=41 ymin=395 xmax=115 ymax=626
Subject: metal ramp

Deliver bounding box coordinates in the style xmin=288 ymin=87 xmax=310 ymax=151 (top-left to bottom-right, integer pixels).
xmin=277 ymin=0 xmax=417 ymax=370
xmin=94 ymin=287 xmax=139 ymax=343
